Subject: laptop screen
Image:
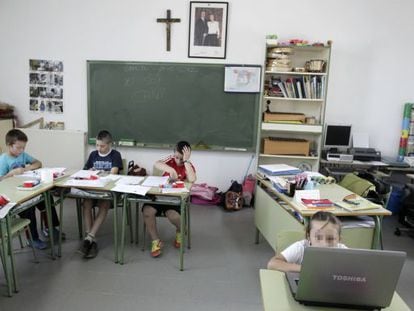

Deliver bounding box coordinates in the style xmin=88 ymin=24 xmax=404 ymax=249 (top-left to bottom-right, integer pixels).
xmin=293 ymin=247 xmax=406 ymax=309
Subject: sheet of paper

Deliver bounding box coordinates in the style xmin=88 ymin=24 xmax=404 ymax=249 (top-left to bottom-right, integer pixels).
xmin=116 ymin=176 xmax=145 ymax=185
xmin=111 ymin=184 xmax=149 ymax=196
xmin=161 ymin=188 xmax=189 ymax=194
xmin=294 ymin=189 xmax=320 ymax=203
xmin=259 ymin=164 xmax=299 ymax=173
xmin=101 ymin=174 xmax=122 ymax=182
xmin=353 ymin=132 xmax=369 ymax=148
xmin=141 ymin=176 xmax=169 ymax=187
xmin=63 ymin=179 xmax=109 ymax=188
xmin=70 ymin=170 xmax=99 ymax=179
xmin=0 ymin=202 xmax=17 ymax=219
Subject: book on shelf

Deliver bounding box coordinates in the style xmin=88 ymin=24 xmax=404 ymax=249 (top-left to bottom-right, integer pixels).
xmin=301 ymin=198 xmax=335 ymax=210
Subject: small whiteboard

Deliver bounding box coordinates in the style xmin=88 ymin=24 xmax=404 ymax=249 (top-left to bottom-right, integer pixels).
xmin=19 ymin=128 xmax=86 ymax=169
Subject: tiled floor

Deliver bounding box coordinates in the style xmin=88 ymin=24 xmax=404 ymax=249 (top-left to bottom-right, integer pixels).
xmin=0 ymin=200 xmax=413 ymax=310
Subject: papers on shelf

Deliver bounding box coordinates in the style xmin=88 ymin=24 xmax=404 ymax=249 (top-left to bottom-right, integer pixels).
xmin=116 ymin=176 xmax=145 ymax=185
xmin=268 ymin=176 xmax=289 ymax=193
xmin=111 ymin=184 xmax=149 ymax=196
xmin=141 ymin=176 xmax=169 ymax=187
xmin=258 ymin=164 xmax=301 ymax=176
xmin=161 ymin=187 xmax=189 ymax=194
xmin=63 ymin=179 xmax=109 ymax=188
xmin=0 ymin=202 xmax=17 ymax=219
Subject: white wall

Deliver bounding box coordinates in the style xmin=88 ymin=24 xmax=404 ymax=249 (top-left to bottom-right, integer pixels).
xmin=0 ymin=0 xmax=413 ymax=190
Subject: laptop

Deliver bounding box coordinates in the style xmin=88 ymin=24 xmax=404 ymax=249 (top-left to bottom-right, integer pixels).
xmin=286 ymin=247 xmax=406 ymax=310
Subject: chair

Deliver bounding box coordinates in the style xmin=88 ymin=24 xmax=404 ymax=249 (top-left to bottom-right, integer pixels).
xmin=0 ymin=216 xmax=38 ymax=295
xmin=395 ymin=183 xmax=414 ymax=237
xmin=275 ymin=231 xmax=305 ymax=255
xmin=140 ymin=165 xmax=191 ymax=252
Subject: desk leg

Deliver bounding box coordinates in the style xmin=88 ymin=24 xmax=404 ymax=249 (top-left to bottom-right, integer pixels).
xmin=43 ymin=191 xmax=55 ymax=260
xmin=6 ymin=215 xmax=18 ymax=293
xmin=1 ymin=218 xmax=13 ymax=296
xmin=113 ymin=194 xmax=118 ymax=263
xmin=180 ymin=199 xmax=185 ymax=271
xmin=187 ymin=198 xmax=191 ymax=249
xmin=120 ymin=195 xmax=128 ymax=265
xmin=373 ymin=216 xmax=383 ymax=250
xmin=135 ymin=202 xmax=139 ymax=245
xmin=255 ymin=228 xmax=260 ymax=244
xmin=58 ymin=189 xmax=65 ymax=257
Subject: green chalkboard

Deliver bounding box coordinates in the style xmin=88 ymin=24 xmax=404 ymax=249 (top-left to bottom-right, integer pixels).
xmin=87 ymin=61 xmax=260 ymax=151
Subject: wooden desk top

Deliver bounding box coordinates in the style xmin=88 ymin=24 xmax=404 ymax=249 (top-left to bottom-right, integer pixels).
xmin=0 ymin=176 xmax=54 ymax=205
xmin=257 ymin=177 xmax=391 ymax=217
xmin=260 ymin=269 xmax=410 ymax=311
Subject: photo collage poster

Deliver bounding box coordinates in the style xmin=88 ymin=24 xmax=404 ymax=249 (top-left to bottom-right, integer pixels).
xmin=29 ymin=59 xmax=63 ymax=114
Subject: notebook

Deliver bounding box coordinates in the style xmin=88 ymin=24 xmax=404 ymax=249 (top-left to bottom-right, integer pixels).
xmin=286 ymin=247 xmax=406 ymax=310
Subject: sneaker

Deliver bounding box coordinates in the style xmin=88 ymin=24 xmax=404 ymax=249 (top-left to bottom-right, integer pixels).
xmin=43 ymin=227 xmax=66 ymax=242
xmin=174 ymin=232 xmax=182 ymax=249
xmin=84 ymin=242 xmax=98 ymax=259
xmin=151 ymin=239 xmax=163 ymax=258
xmin=28 ymin=238 xmax=48 ymax=250
xmin=77 ymin=239 xmax=92 ymax=256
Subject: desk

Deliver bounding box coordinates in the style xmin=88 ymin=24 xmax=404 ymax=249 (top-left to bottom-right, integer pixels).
xmin=0 ymin=176 xmax=55 ymax=296
xmin=259 ymin=269 xmax=410 ymax=311
xmin=53 ymin=174 xmax=120 ymax=262
xmin=254 ymin=177 xmax=391 ymax=251
xmin=119 ymin=184 xmax=191 ymax=270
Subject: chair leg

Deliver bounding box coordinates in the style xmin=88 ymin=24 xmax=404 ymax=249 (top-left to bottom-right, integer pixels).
xmin=18 ymin=233 xmax=24 ymax=249
xmin=26 ymin=228 xmax=39 ymax=263
xmin=6 ymin=217 xmax=18 ymax=293
xmin=142 ymin=222 xmax=146 ymax=252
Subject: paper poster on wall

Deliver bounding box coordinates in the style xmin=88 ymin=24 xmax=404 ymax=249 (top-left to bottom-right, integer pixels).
xmin=29 ymin=59 xmax=64 ymax=114
xmin=224 ymin=65 xmax=262 ymax=93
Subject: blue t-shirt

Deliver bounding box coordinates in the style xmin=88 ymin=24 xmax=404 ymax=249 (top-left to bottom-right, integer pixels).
xmin=83 ymin=149 xmax=123 ymax=172
xmin=0 ymin=152 xmax=35 ymax=176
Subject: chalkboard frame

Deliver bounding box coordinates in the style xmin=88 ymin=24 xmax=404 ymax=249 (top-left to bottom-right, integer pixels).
xmin=87 ymin=60 xmax=260 ymax=152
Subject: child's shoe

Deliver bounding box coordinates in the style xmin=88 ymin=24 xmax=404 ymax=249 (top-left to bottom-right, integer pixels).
xmin=174 ymin=232 xmax=182 ymax=249
xmin=28 ymin=238 xmax=48 ymax=250
xmin=43 ymin=227 xmax=66 ymax=242
xmin=151 ymin=239 xmax=163 ymax=258
xmin=77 ymin=239 xmax=92 ymax=256
xmin=84 ymin=242 xmax=98 ymax=259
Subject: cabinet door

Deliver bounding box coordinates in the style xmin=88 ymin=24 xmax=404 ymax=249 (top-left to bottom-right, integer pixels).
xmin=0 ymin=119 xmax=13 ymax=153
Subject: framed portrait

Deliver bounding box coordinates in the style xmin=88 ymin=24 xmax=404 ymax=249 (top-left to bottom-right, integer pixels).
xmin=224 ymin=65 xmax=262 ymax=93
xmin=188 ymin=2 xmax=228 ymax=59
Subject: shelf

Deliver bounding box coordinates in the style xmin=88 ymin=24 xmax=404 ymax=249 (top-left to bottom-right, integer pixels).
xmin=265 ymin=71 xmax=327 ymax=76
xmin=261 ymin=123 xmax=323 ymax=133
xmin=263 ymin=96 xmax=323 ymax=102
xmin=259 ymin=154 xmax=319 ymax=160
xmin=266 ymin=45 xmax=331 ymax=52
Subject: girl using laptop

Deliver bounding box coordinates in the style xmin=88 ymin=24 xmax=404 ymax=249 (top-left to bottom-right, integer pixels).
xmin=267 ymin=211 xmax=347 ymax=272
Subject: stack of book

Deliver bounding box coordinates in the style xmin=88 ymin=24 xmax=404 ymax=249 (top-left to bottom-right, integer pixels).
xmin=301 ymin=198 xmax=335 ymax=210
xmin=266 ymin=76 xmax=325 ymax=99
xmin=258 ymin=164 xmax=301 ymax=176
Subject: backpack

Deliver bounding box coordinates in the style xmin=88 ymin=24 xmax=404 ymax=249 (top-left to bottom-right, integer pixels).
xmin=224 ymin=180 xmax=244 ymax=211
xmin=127 ymin=160 xmax=147 ymax=176
xmin=190 ymin=183 xmax=222 ymax=205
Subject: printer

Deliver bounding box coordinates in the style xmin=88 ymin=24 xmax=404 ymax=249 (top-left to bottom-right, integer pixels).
xmin=349 ymin=147 xmax=381 ymax=161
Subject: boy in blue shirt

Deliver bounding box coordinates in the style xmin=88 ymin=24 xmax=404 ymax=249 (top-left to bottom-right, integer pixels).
xmin=0 ymin=129 xmax=61 ymax=249
xmin=78 ymin=130 xmax=123 ymax=259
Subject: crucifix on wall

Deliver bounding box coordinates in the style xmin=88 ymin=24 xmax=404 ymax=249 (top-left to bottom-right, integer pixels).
xmin=157 ymin=9 xmax=181 ymax=51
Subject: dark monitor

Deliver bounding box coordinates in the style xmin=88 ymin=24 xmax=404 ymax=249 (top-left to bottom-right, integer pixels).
xmin=324 ymin=124 xmax=352 ymax=152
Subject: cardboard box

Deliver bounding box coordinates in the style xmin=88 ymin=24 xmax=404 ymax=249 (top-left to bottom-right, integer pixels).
xmin=263 ymin=137 xmax=310 ymax=156
xmin=263 ymin=112 xmax=305 ymax=123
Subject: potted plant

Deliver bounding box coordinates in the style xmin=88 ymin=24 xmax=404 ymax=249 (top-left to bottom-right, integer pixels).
xmin=266 ymin=34 xmax=278 ymax=46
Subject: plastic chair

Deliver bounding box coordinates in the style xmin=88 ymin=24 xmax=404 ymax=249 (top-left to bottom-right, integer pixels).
xmin=0 ymin=217 xmax=38 ymax=295
xmin=275 ymin=231 xmax=305 ymax=255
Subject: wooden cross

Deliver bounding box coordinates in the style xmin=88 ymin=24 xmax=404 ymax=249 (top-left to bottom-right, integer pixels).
xmin=157 ymin=9 xmax=181 ymax=51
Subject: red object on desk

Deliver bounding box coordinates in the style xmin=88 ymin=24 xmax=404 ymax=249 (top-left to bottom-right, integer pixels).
xmin=0 ymin=195 xmax=9 ymax=207
xmin=173 ymin=181 xmax=185 ymax=188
